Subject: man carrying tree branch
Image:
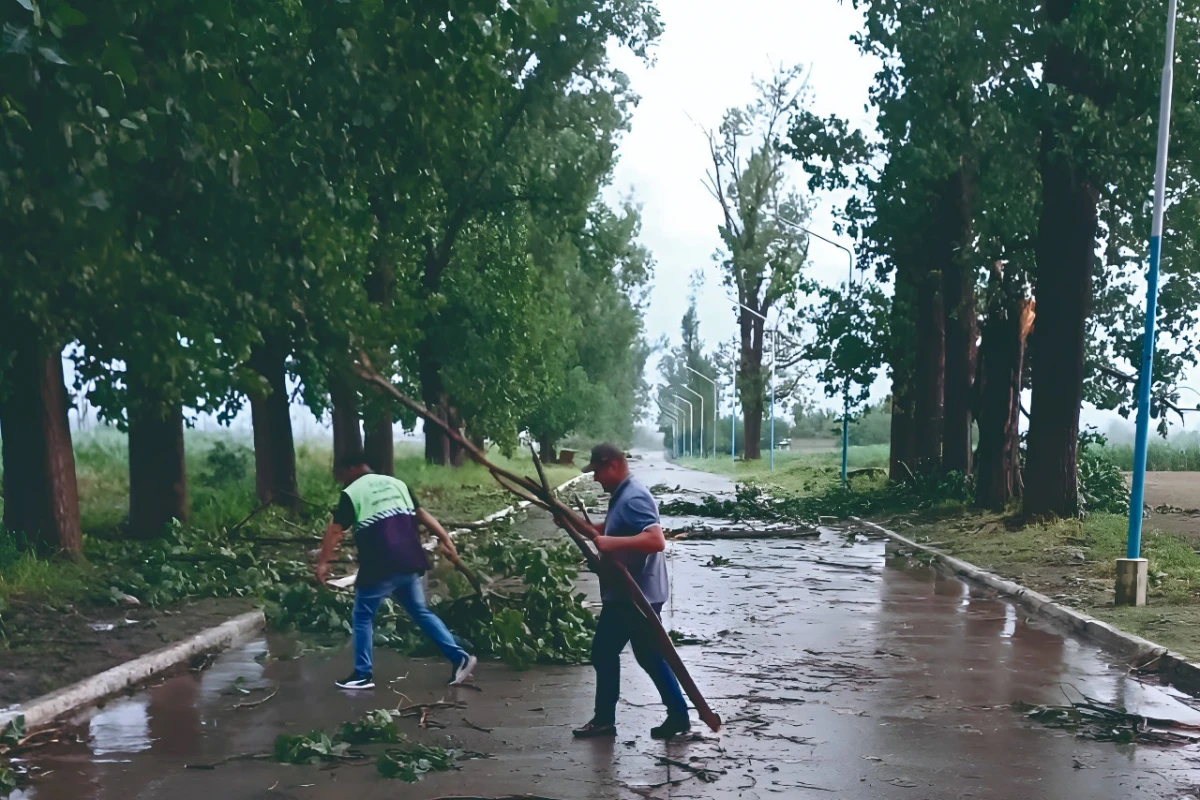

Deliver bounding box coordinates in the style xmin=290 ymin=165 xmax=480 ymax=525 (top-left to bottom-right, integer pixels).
xmin=315 ymin=454 xmax=477 ymax=690
xmin=570 ymin=443 xmax=691 ymax=740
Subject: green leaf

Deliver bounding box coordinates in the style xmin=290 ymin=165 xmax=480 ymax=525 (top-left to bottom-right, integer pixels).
xmin=36 ymin=45 xmax=66 ymax=64
xmin=101 ymin=41 xmax=137 ymax=85
xmin=248 ymin=108 xmax=270 ymax=134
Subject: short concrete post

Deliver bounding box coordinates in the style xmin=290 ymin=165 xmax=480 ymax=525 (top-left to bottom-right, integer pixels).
xmin=1115 ymin=558 xmax=1148 ymax=607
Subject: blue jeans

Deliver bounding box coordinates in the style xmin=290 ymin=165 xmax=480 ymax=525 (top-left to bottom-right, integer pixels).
xmin=353 ymin=572 xmax=467 ymax=676
xmin=592 ymin=601 xmax=688 ymax=725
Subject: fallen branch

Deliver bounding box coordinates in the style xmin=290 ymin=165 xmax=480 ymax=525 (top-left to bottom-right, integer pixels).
xmin=461 ymin=718 xmax=494 ymax=733
xmin=228 ymin=503 xmax=268 ymax=535
xmin=185 ymin=752 xmax=273 ymax=770
xmin=232 ymin=687 xmax=278 ymax=710
xmin=354 ymin=354 xmax=722 ymax=733
xmin=656 ymin=756 xmax=724 ymax=783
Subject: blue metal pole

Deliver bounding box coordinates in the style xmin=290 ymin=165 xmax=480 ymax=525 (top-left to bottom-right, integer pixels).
xmin=1127 ymin=0 xmax=1178 ymax=560
xmin=841 ymin=378 xmax=850 ymax=485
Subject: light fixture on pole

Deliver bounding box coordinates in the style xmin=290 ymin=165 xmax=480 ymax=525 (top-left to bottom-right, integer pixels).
xmin=779 ymin=219 xmax=856 ymax=487
xmin=1122 ymin=0 xmax=1179 ymax=608
xmin=681 ymin=384 xmax=705 ymax=459
xmin=726 ymin=296 xmax=777 ymax=471
xmin=684 ymin=365 xmax=719 ymax=459
xmin=672 ymin=395 xmax=694 ymax=458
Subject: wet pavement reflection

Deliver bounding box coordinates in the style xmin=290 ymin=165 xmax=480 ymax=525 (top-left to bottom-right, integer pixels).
xmin=15 ymin=452 xmax=1200 ymax=799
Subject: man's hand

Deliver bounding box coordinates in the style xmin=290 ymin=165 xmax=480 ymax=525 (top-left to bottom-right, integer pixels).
xmin=314 ymin=560 xmax=331 ymax=585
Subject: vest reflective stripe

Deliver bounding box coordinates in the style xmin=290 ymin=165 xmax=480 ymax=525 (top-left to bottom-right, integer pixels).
xmin=343 ymin=474 xmax=416 ymax=528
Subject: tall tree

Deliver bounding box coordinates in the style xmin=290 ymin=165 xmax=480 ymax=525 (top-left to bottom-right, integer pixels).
xmin=705 ymin=67 xmax=813 ymax=460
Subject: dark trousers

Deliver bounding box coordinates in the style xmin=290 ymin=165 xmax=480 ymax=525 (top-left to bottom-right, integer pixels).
xmin=591 ymin=601 xmax=688 ymax=725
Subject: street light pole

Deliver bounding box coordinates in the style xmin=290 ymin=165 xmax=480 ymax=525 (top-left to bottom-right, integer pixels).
xmin=726 ymin=296 xmax=777 ymax=471
xmin=781 ymin=219 xmax=856 ymax=487
xmin=1122 ymin=0 xmax=1178 ymax=608
xmin=684 ymin=365 xmax=719 ymax=459
xmin=656 ymin=400 xmax=683 ymax=459
xmin=673 ymin=395 xmax=694 ymax=458
xmin=681 ymin=384 xmax=705 ymax=459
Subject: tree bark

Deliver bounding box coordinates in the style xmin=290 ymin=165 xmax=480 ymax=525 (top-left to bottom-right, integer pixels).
xmin=737 ymin=309 xmax=767 ymax=461
xmin=0 ymin=343 xmax=82 ymax=555
xmin=128 ymin=401 xmax=189 ymax=538
xmin=888 ymin=256 xmax=918 ymax=482
xmin=912 ymin=274 xmax=945 ymax=473
xmin=330 ymin=368 xmax=363 ymax=469
xmin=1024 ymin=0 xmax=1098 ymax=518
xmin=537 ymin=432 xmax=557 ymax=465
xmin=975 ymin=296 xmax=1034 ymax=510
xmin=363 ymin=408 xmax=394 ymax=476
xmin=889 ymin=382 xmax=916 ymax=483
xmin=938 ymin=166 xmax=977 ymax=476
xmin=249 ymin=338 xmax=299 ymax=509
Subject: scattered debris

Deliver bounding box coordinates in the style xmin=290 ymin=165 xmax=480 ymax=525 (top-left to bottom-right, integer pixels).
xmin=669 ymin=629 xmax=711 ymax=646
xmin=232 ymin=687 xmax=278 ymax=710
xmin=1012 ymin=693 xmax=1200 ymax=746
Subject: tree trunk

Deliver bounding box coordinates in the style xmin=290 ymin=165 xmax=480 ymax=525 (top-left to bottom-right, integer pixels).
xmin=364 ymin=408 xmax=394 ymax=476
xmin=939 ymin=166 xmax=977 ymax=476
xmin=330 ymin=368 xmax=363 ymax=469
xmin=418 ymin=342 xmax=454 ymax=465
xmin=249 ymin=338 xmax=299 ymax=509
xmin=0 ymin=343 xmax=82 ymax=555
xmin=888 ymin=257 xmax=918 ymax=482
xmin=975 ymin=297 xmax=1034 ymax=510
xmin=889 ymin=382 xmax=916 ymax=483
xmin=737 ymin=310 xmax=766 ymax=461
xmin=912 ymin=274 xmax=945 ymax=473
xmin=128 ymin=401 xmax=188 ymax=538
xmin=1024 ymin=0 xmax=1098 ymax=518
xmin=538 ymin=433 xmax=557 ymax=465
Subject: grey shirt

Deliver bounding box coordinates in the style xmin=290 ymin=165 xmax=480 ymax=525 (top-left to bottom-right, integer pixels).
xmin=601 ymin=477 xmax=669 ymax=605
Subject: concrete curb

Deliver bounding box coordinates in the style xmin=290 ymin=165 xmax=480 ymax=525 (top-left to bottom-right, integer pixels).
xmin=0 ymin=610 xmax=265 ymax=731
xmin=851 ymin=517 xmax=1200 ymax=695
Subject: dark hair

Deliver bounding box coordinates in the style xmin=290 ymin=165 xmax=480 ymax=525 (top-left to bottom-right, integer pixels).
xmin=335 ymin=452 xmax=369 ymax=471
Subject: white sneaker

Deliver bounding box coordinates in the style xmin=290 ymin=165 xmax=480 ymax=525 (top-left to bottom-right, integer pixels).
xmin=448 ymin=655 xmax=477 ymax=685
xmin=335 ymin=672 xmax=375 ymax=690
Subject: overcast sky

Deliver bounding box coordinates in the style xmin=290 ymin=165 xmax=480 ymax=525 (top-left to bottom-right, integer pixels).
xmin=602 ymin=0 xmax=1172 ymax=436
xmin=603 ymin=0 xmax=885 ymax=415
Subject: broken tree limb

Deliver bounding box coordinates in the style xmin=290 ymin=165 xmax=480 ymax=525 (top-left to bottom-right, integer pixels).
xmin=353 ymin=354 xmax=721 ymax=733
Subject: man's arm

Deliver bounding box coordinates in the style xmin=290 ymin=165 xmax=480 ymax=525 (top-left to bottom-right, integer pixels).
xmin=417 ymin=507 xmax=458 ymax=557
xmin=594 ymin=524 xmax=665 ymax=555
xmin=314 ymin=519 xmax=346 ymax=584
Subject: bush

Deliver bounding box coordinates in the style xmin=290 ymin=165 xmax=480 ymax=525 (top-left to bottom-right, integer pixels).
xmin=1078 ymin=429 xmax=1128 ymax=516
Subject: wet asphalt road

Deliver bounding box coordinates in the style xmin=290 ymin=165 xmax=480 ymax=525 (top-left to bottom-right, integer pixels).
xmin=15 ymin=452 xmax=1200 ymax=799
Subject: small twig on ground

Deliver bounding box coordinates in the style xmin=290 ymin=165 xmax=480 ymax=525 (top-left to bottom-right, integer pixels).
xmin=228 ymin=503 xmax=269 ymax=535
xmin=185 ymin=753 xmax=272 ymax=770
xmin=461 ymin=718 xmax=493 ymax=733
xmin=232 ymin=687 xmax=278 ymax=710
xmin=657 ymin=756 xmax=724 ymax=783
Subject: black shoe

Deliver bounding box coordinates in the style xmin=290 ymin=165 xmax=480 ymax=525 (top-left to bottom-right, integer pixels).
xmin=335 ymin=672 xmax=375 ymax=690
xmin=448 ymin=654 xmax=478 ymax=686
xmin=650 ymin=715 xmax=691 ymax=740
xmin=572 ymin=720 xmax=617 ymax=738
